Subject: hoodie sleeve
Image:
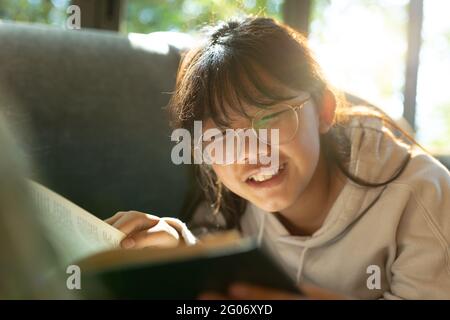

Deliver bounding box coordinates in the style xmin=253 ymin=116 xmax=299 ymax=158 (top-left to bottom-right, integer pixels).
xmin=161 ymin=217 xmax=198 ymax=245
xmin=383 ymin=154 xmax=450 ymax=300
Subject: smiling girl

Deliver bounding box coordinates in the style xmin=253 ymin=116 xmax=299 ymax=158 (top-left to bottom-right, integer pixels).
xmin=106 ymin=16 xmax=450 ymax=299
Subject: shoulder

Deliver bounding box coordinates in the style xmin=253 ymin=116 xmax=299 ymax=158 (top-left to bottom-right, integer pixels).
xmin=385 ymin=151 xmax=450 ymax=293
xmin=393 ymin=149 xmax=450 ymax=205
xmin=389 ymin=150 xmax=450 ymax=257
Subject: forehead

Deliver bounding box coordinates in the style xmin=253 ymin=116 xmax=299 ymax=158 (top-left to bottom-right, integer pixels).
xmin=196 ymin=51 xmax=312 ymax=129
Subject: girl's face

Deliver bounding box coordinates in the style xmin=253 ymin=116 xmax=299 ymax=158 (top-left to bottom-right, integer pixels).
xmin=206 ymin=92 xmax=332 ymax=213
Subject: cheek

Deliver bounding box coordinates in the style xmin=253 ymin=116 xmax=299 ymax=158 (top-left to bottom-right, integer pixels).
xmin=211 ymin=164 xmax=253 ymax=201
xmin=211 ymin=164 xmax=240 ymax=192
xmin=283 ymin=118 xmax=321 ymax=183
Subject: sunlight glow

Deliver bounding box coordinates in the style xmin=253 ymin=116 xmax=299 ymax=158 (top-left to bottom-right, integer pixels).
xmin=309 ymin=0 xmax=408 ymax=120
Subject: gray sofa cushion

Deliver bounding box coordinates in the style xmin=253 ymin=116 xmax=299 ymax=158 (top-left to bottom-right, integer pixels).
xmin=0 ymin=21 xmax=193 ymax=219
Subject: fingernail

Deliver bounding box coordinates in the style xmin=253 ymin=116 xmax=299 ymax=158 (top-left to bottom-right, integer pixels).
xmin=122 ymin=238 xmax=135 ymax=249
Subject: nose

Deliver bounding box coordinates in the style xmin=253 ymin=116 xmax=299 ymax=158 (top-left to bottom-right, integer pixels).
xmin=236 ymin=132 xmax=272 ymax=165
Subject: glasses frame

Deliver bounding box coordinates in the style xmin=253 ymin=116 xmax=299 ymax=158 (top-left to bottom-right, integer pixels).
xmin=192 ymin=96 xmax=311 ymax=162
xmin=251 ymin=96 xmax=311 ymax=146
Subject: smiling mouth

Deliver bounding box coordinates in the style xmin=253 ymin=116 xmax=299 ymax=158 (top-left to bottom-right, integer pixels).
xmin=245 ymin=163 xmax=287 ymax=187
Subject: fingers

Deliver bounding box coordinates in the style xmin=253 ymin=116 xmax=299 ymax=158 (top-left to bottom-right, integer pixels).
xmin=123 ymin=228 xmax=179 ymax=249
xmin=161 ymin=217 xmax=184 ymax=234
xmin=104 ymin=211 xmax=125 ymax=225
xmin=105 ymin=212 xmax=189 ymax=250
xmin=108 ymin=211 xmax=161 ymax=235
xmin=118 ymin=218 xmax=181 ymax=249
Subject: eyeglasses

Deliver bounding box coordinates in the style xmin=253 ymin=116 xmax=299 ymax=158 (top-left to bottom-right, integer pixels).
xmin=251 ymin=96 xmax=311 ymax=145
xmin=194 ymin=96 xmax=311 ymax=164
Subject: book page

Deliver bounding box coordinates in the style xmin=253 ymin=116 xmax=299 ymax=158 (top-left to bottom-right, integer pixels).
xmin=29 ymin=180 xmax=126 ymax=266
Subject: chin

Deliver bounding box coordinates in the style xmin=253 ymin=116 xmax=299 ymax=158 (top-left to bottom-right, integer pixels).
xmin=252 ymin=195 xmax=295 ymax=213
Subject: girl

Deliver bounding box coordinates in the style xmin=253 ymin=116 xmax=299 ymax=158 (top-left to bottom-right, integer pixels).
xmin=106 ymin=16 xmax=450 ymax=299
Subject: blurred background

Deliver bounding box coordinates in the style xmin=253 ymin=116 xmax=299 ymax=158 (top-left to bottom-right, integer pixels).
xmin=1 ymin=0 xmax=449 ymax=156
xmin=1 ymin=0 xmax=448 ymax=299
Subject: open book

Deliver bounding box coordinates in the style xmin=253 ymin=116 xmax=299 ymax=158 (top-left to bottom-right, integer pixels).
xmin=29 ymin=181 xmax=126 ymax=266
xmin=29 ymin=181 xmax=299 ymax=299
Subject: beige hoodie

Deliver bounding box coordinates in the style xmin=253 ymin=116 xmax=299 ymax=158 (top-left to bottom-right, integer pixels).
xmin=189 ymin=114 xmax=450 ymax=299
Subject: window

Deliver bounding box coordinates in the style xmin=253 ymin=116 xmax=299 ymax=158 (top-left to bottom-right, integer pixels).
xmin=126 ymin=0 xmax=283 ymax=34
xmin=0 ymin=0 xmax=70 ymax=27
xmin=308 ymin=0 xmax=409 ymax=120
xmin=308 ymin=0 xmax=449 ymax=153
xmin=416 ymin=0 xmax=450 ymax=153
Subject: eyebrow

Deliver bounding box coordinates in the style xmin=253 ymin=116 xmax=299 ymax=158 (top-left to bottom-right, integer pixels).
xmin=208 ymin=95 xmax=311 ymax=131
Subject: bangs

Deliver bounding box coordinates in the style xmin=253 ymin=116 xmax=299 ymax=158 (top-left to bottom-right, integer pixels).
xmin=169 ymin=17 xmax=322 ymax=132
xmin=194 ymin=46 xmax=296 ymax=129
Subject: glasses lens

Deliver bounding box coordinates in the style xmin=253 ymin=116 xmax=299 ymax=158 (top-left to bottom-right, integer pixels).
xmin=252 ymin=104 xmax=299 ymax=145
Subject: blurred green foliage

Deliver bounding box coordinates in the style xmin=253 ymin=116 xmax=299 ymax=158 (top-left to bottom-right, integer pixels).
xmin=125 ymin=0 xmax=282 ymax=33
xmin=0 ymin=0 xmax=282 ymax=32
xmin=0 ymin=0 xmax=70 ymax=26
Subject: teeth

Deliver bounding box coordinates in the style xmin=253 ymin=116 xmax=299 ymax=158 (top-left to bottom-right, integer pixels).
xmin=251 ymin=174 xmax=274 ymax=182
xmin=249 ymin=164 xmax=285 ymax=182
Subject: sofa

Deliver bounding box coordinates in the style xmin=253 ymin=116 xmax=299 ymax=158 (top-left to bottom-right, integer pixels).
xmin=0 ymin=21 xmax=195 ymax=219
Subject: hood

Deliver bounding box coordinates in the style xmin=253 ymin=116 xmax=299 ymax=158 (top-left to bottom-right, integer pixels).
xmin=246 ymin=108 xmax=412 ymax=248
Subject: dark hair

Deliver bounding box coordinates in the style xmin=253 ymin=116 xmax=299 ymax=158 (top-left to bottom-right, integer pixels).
xmin=168 ymin=16 xmax=413 ymax=230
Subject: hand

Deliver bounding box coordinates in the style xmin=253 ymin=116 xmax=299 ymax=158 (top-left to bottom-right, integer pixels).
xmin=198 ymin=283 xmax=348 ymax=300
xmin=105 ymin=211 xmax=183 ymax=249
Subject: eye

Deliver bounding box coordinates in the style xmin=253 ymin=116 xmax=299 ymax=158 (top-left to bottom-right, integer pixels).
xmin=254 ymin=108 xmax=290 ymax=129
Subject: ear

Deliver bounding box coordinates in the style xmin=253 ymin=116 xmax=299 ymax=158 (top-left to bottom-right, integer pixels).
xmin=318 ymin=89 xmax=336 ymax=134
